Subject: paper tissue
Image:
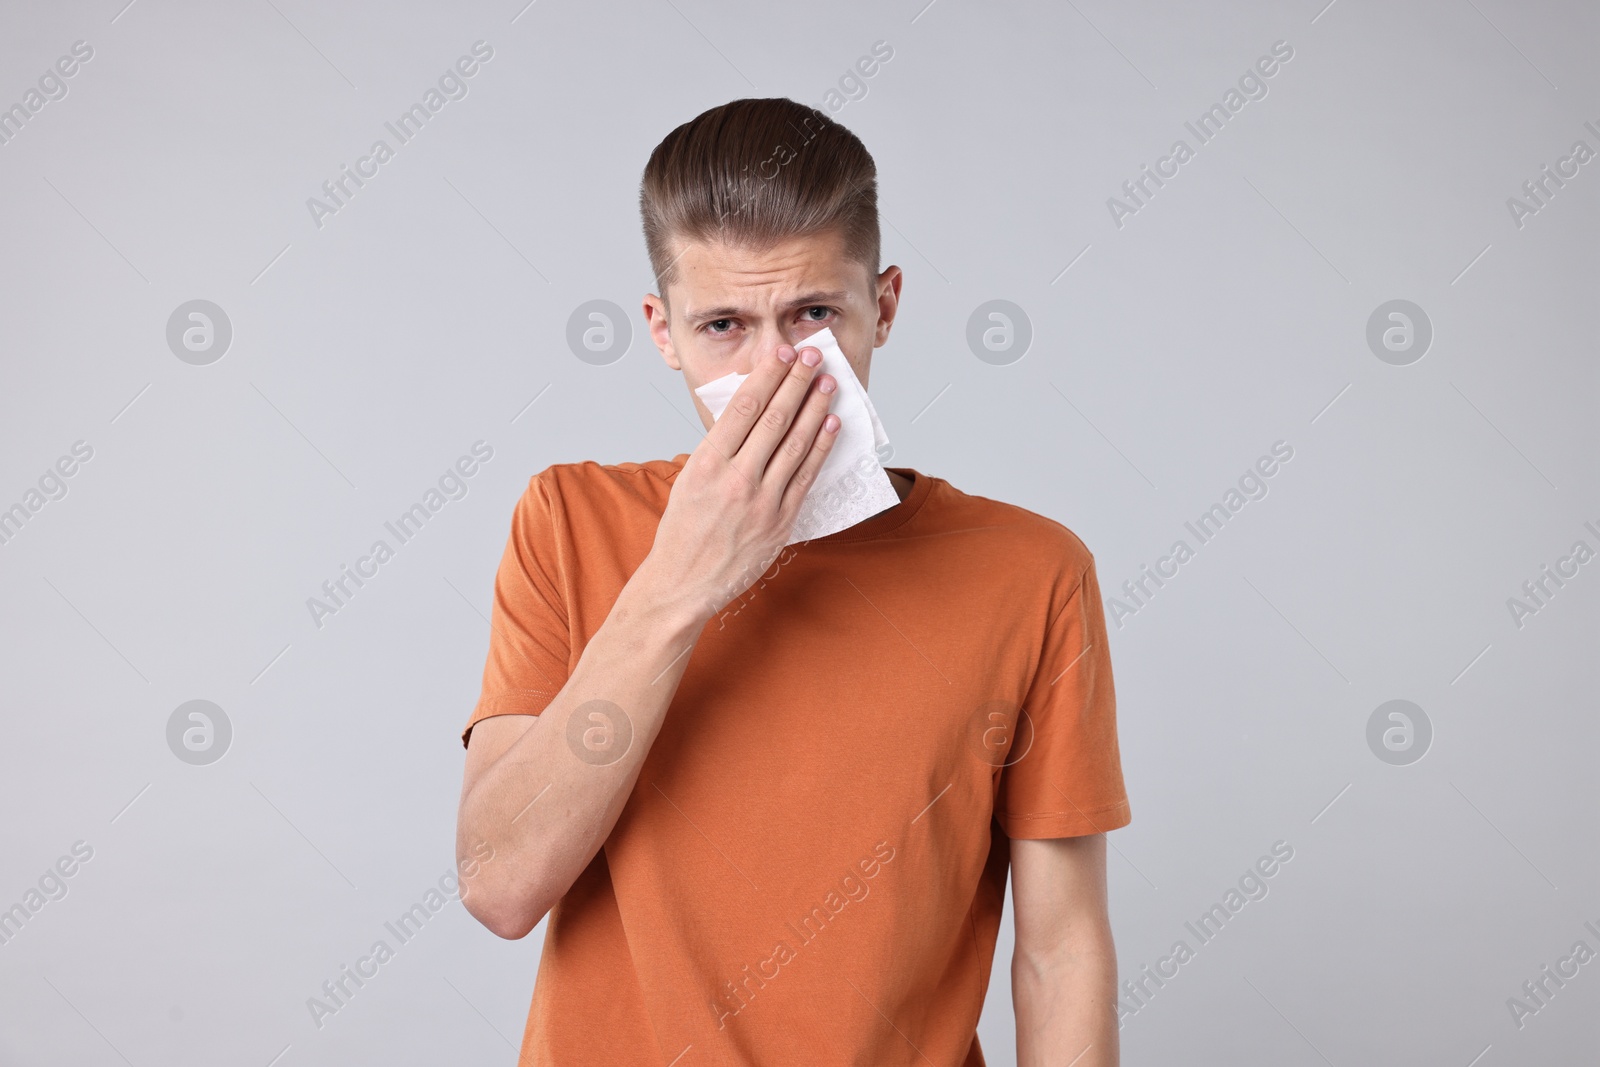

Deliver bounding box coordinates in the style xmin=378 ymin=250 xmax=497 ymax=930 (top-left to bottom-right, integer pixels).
xmin=692 ymin=327 xmax=900 ymax=545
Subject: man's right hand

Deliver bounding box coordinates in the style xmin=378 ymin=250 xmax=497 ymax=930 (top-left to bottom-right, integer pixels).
xmin=457 ymin=341 xmax=840 ymax=940
xmin=643 ymin=342 xmax=840 ymax=627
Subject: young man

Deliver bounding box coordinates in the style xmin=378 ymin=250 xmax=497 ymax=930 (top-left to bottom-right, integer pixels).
xmin=455 ymin=98 xmax=1131 ymax=1066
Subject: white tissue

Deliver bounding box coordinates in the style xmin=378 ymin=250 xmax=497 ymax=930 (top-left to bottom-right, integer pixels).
xmin=692 ymin=326 xmax=900 ymax=545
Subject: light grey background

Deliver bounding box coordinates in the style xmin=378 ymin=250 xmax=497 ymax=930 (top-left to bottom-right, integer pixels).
xmin=1 ymin=0 xmax=1595 ymax=1064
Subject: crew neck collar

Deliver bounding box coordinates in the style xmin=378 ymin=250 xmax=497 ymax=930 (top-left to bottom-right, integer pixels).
xmin=663 ymin=456 xmax=932 ymax=545
xmin=805 ymin=466 xmax=931 ymax=544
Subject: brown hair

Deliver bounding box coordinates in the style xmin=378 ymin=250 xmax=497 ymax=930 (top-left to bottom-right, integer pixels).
xmin=639 ymin=97 xmax=880 ymax=299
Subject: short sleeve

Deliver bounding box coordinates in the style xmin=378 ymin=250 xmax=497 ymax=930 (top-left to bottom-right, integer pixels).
xmin=996 ymin=557 xmax=1131 ymax=838
xmin=460 ymin=472 xmax=572 ymax=748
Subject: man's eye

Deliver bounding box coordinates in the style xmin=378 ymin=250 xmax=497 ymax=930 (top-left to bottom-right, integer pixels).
xmin=803 ymin=307 xmax=833 ymax=321
xmin=706 ymin=319 xmax=734 ymax=334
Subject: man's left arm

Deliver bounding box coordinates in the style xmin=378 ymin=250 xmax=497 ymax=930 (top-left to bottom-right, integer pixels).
xmin=1011 ymin=833 xmax=1118 ymax=1067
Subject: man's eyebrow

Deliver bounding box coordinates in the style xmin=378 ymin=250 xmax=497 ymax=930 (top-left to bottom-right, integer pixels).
xmin=686 ymin=289 xmax=854 ymax=321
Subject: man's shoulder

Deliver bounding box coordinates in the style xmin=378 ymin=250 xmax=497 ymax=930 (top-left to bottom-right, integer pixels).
xmin=526 ymin=454 xmax=688 ymax=499
xmin=926 ymin=474 xmax=1096 ymax=578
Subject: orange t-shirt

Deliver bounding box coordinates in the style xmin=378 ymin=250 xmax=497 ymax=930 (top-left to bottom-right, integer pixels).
xmin=461 ymin=455 xmax=1131 ymax=1066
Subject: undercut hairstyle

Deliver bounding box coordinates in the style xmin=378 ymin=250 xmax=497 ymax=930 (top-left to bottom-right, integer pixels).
xmin=639 ymin=97 xmax=881 ymax=302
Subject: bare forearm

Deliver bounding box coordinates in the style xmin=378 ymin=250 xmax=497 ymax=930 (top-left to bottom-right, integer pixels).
xmin=1013 ymin=940 xmax=1119 ymax=1067
xmin=457 ymin=559 xmax=707 ymax=936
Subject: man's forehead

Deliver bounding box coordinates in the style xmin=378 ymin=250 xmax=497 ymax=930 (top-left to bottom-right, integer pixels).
xmin=667 ymin=233 xmax=868 ymax=315
xmin=680 ymin=284 xmax=858 ymax=318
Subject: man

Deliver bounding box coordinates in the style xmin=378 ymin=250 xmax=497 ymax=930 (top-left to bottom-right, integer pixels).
xmin=455 ymin=97 xmax=1131 ymax=1066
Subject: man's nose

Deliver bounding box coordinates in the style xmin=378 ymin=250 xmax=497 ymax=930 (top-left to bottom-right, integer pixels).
xmin=735 ymin=323 xmax=796 ymax=376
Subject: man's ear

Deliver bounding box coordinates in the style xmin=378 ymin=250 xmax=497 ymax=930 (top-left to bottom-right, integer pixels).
xmin=872 ymin=264 xmax=904 ymax=348
xmin=642 ymin=293 xmax=680 ymax=371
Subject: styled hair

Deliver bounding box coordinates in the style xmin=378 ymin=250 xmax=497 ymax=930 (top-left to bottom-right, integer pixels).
xmin=639 ymin=97 xmax=880 ymax=298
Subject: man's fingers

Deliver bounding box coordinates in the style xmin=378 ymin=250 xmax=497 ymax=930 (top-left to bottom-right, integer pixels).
xmin=764 ymin=372 xmax=836 ymax=494
xmin=731 ymin=345 xmax=822 ymax=479
xmin=778 ymin=408 xmax=840 ymax=521
xmin=702 ymin=344 xmax=799 ymax=472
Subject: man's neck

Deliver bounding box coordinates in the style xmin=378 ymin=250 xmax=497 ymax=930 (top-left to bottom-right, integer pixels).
xmin=887 ymin=470 xmax=913 ymax=503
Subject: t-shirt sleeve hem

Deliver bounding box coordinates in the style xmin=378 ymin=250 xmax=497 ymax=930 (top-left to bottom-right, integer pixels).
xmin=460 ymin=688 xmax=560 ymax=748
xmin=997 ymin=798 xmax=1132 ymax=839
